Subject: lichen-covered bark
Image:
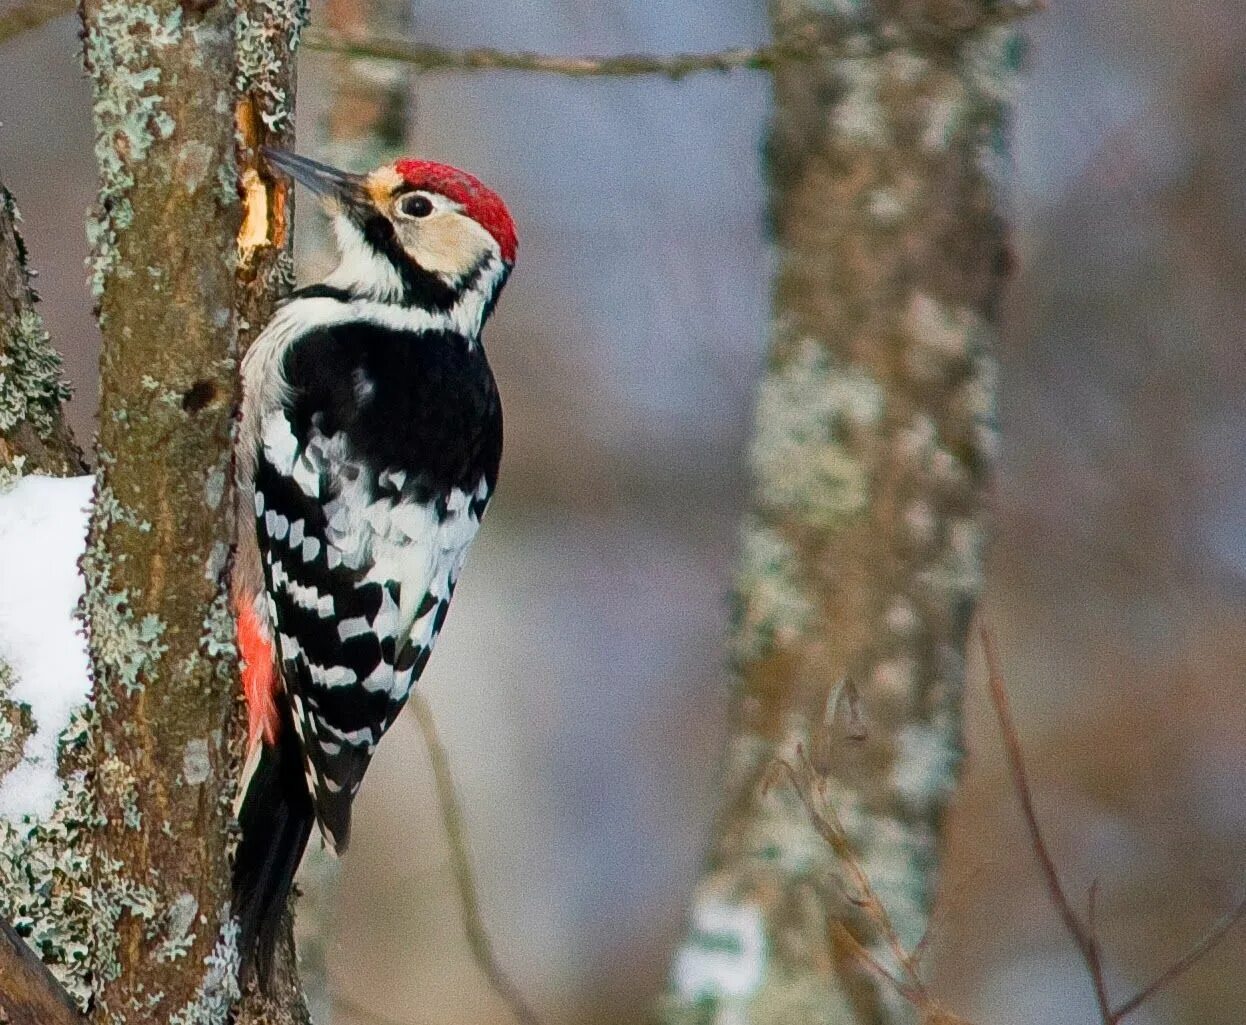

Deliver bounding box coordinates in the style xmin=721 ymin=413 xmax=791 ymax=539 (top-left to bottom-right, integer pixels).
xmin=661 ymin=3 xmax=1017 ymax=1023
xmin=0 ymin=705 xmax=94 ymax=1010
xmin=0 ymin=188 xmax=87 ymax=968
xmin=79 ymin=0 xmax=243 ymax=1019
xmin=0 ymin=182 xmax=83 ymax=478
xmin=75 ymin=1 xmax=299 ymax=1021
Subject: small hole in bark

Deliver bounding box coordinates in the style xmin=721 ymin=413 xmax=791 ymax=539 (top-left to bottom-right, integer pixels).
xmin=182 ymin=380 xmax=216 ymax=413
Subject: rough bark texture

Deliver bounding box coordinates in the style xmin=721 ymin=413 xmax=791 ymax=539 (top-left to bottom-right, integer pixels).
xmin=76 ymin=0 xmax=305 ymax=1022
xmin=661 ymin=3 xmax=1017 ymax=1023
xmin=79 ymin=0 xmax=244 ymax=1020
xmin=0 ymin=182 xmax=83 ymax=477
xmin=234 ymin=3 xmax=310 ymax=1022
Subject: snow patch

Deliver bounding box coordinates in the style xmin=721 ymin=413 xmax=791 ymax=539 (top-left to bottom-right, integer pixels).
xmin=0 ymin=475 xmax=93 ymax=821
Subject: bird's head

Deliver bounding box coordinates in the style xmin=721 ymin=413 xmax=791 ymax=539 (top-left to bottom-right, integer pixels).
xmin=264 ymin=148 xmax=517 ymax=328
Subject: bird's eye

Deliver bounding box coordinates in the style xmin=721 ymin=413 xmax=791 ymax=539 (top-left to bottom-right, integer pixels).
xmin=399 ymin=193 xmax=434 ymax=218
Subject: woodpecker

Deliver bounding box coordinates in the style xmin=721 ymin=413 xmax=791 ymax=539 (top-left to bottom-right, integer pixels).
xmin=231 ymin=148 xmax=515 ymax=988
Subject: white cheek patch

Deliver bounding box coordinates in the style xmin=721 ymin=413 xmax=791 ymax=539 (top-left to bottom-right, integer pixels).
xmin=325 ymin=214 xmax=407 ymax=302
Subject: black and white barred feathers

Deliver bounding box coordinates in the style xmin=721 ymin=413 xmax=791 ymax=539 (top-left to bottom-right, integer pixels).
xmin=231 ymin=149 xmax=515 ymax=989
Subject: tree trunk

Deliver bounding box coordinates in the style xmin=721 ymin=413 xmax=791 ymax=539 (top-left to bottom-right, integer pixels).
xmin=75 ymin=0 xmax=306 ymax=1021
xmin=79 ymin=0 xmax=246 ymax=1017
xmin=661 ymin=3 xmax=1017 ymax=1023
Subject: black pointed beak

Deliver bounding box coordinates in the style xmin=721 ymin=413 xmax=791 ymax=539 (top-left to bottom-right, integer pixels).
xmin=262 ymin=148 xmax=368 ymax=206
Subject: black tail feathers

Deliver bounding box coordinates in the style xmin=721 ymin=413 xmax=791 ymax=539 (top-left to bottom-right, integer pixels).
xmin=232 ymin=711 xmax=314 ymax=993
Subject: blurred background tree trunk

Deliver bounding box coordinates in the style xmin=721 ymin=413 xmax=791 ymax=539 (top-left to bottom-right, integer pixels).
xmin=317 ymin=0 xmax=411 ymax=166
xmin=297 ymin=0 xmax=411 ymax=286
xmin=661 ymin=3 xmax=1017 ymax=1023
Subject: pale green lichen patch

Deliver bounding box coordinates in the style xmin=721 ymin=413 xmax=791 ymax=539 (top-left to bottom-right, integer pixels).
xmin=733 ymin=520 xmax=814 ymax=662
xmin=83 ymin=3 xmax=184 ymax=297
xmin=916 ymin=517 xmax=984 ymax=605
xmin=963 ymin=25 xmax=1025 ymax=106
xmin=903 ymin=292 xmax=977 ymax=382
xmin=173 ymin=584 xmax=234 ymax=687
xmin=846 ymin=812 xmax=935 ymax=950
xmin=200 ymin=586 xmax=236 ymax=664
xmin=0 ymin=659 xmax=34 ymax=779
xmin=746 ymin=791 xmax=832 ymax=878
xmin=154 ymin=892 xmax=198 ymax=962
xmin=957 ymin=352 xmax=1000 ymax=458
xmin=90 ymin=590 xmax=167 ymax=698
xmin=920 ymin=85 xmax=968 ymax=153
xmin=81 ymin=484 xmax=167 ymax=706
xmin=167 ymin=919 xmax=240 ymax=1025
xmin=832 ymin=59 xmax=889 ymax=147
xmin=889 ymin=716 xmax=961 ymax=815
xmin=89 ymin=853 xmax=170 ymax=1002
xmin=0 ymin=310 xmax=73 ymax=438
xmin=0 ymin=454 xmax=27 ymax=490
xmin=98 ymin=753 xmax=142 ymax=829
xmin=0 ymin=706 xmax=96 ymax=1009
xmin=235 ymin=0 xmax=309 ymax=130
xmin=749 ymin=335 xmax=881 ymax=529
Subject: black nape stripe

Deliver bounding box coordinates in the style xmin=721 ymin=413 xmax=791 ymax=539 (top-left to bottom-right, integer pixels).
xmin=291 ymin=284 xmax=357 ymax=303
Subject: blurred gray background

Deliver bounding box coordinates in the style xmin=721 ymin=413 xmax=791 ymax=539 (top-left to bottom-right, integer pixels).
xmin=1 ymin=1 xmax=1244 ymax=1022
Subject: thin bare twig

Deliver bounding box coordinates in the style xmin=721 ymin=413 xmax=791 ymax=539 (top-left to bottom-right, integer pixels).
xmin=1111 ymin=889 xmax=1246 ymax=1019
xmin=302 ymin=29 xmax=790 ymax=78
xmin=767 ymin=751 xmax=982 ymax=1023
xmin=981 ymin=626 xmax=1115 ymax=1022
xmin=828 ymin=920 xmax=921 ymax=1004
xmin=2 ymin=0 xmax=1039 ymax=73
xmin=300 ymin=3 xmax=1041 ymax=80
xmin=408 ymin=694 xmax=545 ymax=1025
xmin=981 ymin=625 xmax=1246 ymax=1022
xmin=768 ymin=752 xmax=932 ymax=1005
xmin=1087 ymin=879 xmax=1101 ymax=939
